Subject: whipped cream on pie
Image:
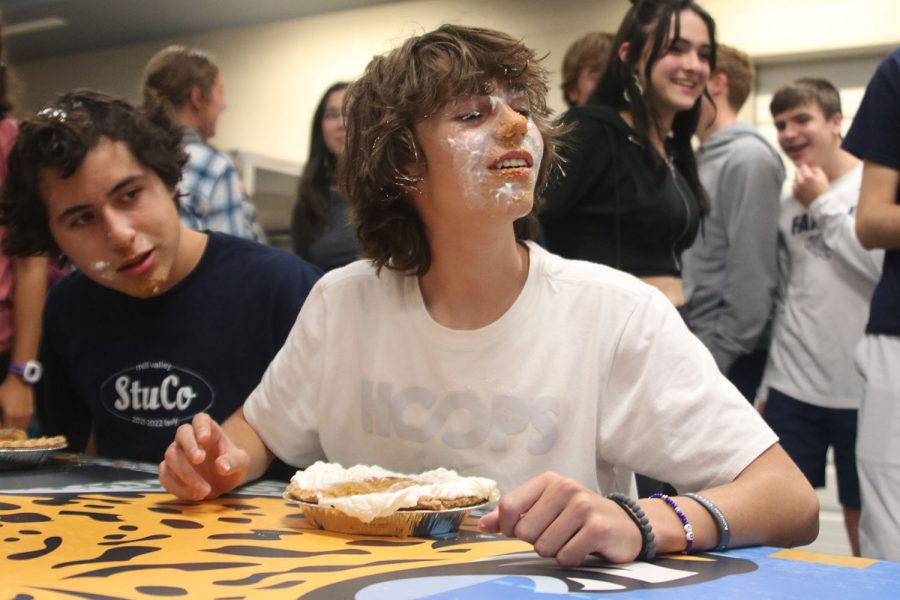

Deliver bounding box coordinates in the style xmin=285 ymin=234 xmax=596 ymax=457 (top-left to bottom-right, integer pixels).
xmin=287 ymin=461 xmax=500 ymax=523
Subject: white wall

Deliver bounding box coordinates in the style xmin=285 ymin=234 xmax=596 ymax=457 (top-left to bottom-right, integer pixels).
xmin=9 ymin=0 xmax=900 ymax=166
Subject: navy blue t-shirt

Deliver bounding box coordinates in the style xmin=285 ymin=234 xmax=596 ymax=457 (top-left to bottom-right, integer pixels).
xmin=38 ymin=232 xmax=321 ymax=464
xmin=843 ymin=48 xmax=900 ymax=335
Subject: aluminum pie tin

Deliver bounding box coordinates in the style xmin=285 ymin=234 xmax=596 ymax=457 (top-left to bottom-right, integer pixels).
xmin=287 ymin=497 xmax=489 ymax=537
xmin=0 ymin=442 xmax=68 ymax=471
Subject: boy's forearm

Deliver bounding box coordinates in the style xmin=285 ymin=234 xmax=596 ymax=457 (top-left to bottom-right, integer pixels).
xmin=222 ymin=408 xmax=274 ymax=484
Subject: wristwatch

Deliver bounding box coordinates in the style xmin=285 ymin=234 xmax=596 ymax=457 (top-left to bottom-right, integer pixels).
xmin=8 ymin=360 xmax=43 ymax=384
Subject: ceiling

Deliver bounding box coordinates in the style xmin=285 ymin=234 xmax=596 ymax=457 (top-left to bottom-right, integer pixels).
xmin=0 ymin=0 xmax=408 ymax=62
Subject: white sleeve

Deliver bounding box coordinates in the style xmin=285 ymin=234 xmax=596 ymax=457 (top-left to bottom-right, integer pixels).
xmin=807 ymin=191 xmax=883 ymax=283
xmin=598 ymin=290 xmax=777 ymax=491
xmin=243 ymin=281 xmax=327 ymax=467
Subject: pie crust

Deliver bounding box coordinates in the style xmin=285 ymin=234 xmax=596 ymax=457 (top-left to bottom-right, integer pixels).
xmin=0 ymin=428 xmax=67 ymax=450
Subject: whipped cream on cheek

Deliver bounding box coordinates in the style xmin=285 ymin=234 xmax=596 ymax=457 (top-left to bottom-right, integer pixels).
xmin=444 ymin=100 xmax=543 ymax=211
xmin=90 ymin=246 xmax=169 ymax=296
xmin=90 ymin=260 xmax=116 ymax=281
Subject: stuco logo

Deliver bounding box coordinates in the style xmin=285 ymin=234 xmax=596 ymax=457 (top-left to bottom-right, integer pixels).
xmin=100 ymin=361 xmax=214 ymax=428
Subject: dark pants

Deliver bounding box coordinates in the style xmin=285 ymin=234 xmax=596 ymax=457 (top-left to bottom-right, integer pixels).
xmin=727 ymin=347 xmax=769 ymax=403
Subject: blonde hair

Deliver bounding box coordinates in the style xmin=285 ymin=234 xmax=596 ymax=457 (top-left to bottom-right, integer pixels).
xmin=142 ymin=45 xmax=219 ymax=113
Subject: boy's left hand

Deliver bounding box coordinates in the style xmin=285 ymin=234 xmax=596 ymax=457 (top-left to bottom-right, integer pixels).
xmin=479 ymin=471 xmax=642 ymax=566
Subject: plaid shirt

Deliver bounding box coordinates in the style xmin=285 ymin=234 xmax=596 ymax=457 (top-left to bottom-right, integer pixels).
xmin=178 ymin=128 xmax=265 ymax=242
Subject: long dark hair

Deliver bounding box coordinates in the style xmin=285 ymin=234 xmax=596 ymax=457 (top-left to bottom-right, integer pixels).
xmin=293 ymin=82 xmax=348 ymax=250
xmin=591 ymin=0 xmax=715 ymax=214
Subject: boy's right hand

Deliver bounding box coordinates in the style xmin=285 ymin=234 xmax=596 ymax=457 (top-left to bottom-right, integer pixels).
xmin=159 ymin=413 xmax=249 ymax=500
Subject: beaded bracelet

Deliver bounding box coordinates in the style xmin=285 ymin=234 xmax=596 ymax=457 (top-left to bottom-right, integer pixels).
xmin=606 ymin=492 xmax=656 ymax=561
xmin=683 ymin=492 xmax=730 ymax=551
xmin=650 ymin=493 xmax=694 ymax=554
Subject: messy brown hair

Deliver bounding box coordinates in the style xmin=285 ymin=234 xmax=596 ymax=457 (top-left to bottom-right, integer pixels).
xmin=714 ymin=44 xmax=754 ymax=112
xmin=339 ymin=24 xmax=562 ymax=276
xmin=561 ymin=31 xmax=614 ymax=108
xmin=770 ymin=77 xmax=842 ymax=120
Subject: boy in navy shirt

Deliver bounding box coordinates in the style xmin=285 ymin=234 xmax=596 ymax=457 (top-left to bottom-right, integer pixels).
xmin=0 ymin=91 xmax=319 ymax=466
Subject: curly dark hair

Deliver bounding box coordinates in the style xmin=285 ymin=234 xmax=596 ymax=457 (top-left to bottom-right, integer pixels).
xmin=339 ymin=24 xmax=563 ymax=276
xmin=0 ymin=89 xmax=187 ymax=257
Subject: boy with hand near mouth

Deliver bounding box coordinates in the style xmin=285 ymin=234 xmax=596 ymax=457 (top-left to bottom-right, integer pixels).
xmin=0 ymin=91 xmax=319 ymax=467
xmin=762 ymin=78 xmax=883 ymax=555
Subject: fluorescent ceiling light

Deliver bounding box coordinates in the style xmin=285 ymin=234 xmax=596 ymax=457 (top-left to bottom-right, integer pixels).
xmin=5 ymin=16 xmax=68 ymax=37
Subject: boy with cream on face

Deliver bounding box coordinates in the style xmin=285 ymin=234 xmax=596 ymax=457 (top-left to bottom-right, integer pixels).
xmin=160 ymin=24 xmax=818 ymax=567
xmin=0 ymin=91 xmax=320 ymax=470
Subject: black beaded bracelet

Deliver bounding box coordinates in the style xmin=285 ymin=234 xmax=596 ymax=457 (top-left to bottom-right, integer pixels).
xmin=683 ymin=492 xmax=730 ymax=551
xmin=606 ymin=492 xmax=656 ymax=561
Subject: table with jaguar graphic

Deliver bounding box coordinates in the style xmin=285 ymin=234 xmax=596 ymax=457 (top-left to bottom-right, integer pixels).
xmin=1 ymin=456 xmax=898 ymax=599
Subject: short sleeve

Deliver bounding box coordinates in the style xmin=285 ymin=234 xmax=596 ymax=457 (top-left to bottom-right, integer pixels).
xmin=598 ymin=290 xmax=777 ymax=491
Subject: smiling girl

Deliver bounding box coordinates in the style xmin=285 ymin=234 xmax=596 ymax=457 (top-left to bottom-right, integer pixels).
xmin=542 ymin=0 xmax=714 ymax=308
xmin=159 ymin=24 xmax=818 ymax=567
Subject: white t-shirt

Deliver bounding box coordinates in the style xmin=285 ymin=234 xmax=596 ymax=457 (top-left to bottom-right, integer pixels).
xmin=244 ymin=242 xmax=776 ymax=494
xmin=764 ymin=164 xmax=883 ymax=409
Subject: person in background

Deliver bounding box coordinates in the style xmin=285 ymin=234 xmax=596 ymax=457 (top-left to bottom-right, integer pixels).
xmin=291 ymin=82 xmax=358 ymax=271
xmin=158 ymin=24 xmax=817 ymax=568
xmin=142 ymin=45 xmax=265 ymax=242
xmin=0 ymin=90 xmax=319 ymax=470
xmin=682 ymin=44 xmax=784 ymax=401
xmin=541 ymin=0 xmax=713 ymax=309
xmin=560 ymin=32 xmax=614 ymax=109
xmin=762 ymin=78 xmax=882 ymax=557
xmin=542 ymin=0 xmax=715 ymax=497
xmin=0 ymin=25 xmax=66 ymax=432
xmin=843 ymin=47 xmax=900 ymax=561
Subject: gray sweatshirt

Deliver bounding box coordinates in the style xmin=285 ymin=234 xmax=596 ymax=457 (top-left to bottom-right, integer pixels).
xmin=682 ymin=123 xmax=785 ymax=373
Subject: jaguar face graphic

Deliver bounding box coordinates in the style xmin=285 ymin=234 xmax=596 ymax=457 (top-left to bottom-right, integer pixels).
xmin=1 ymin=492 xmax=757 ymax=598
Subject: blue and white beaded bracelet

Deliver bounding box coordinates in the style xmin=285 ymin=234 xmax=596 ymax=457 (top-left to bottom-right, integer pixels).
xmin=650 ymin=493 xmax=694 ymax=554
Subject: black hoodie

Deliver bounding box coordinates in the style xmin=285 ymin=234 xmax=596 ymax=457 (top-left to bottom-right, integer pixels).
xmin=541 ymin=105 xmax=702 ymax=277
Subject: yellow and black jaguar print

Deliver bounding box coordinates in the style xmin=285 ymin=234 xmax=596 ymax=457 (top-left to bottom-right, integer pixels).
xmin=1 ymin=492 xmax=758 ymax=598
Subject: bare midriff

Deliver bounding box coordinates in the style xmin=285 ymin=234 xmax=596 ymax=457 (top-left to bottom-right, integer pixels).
xmin=640 ymin=275 xmax=685 ymax=307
